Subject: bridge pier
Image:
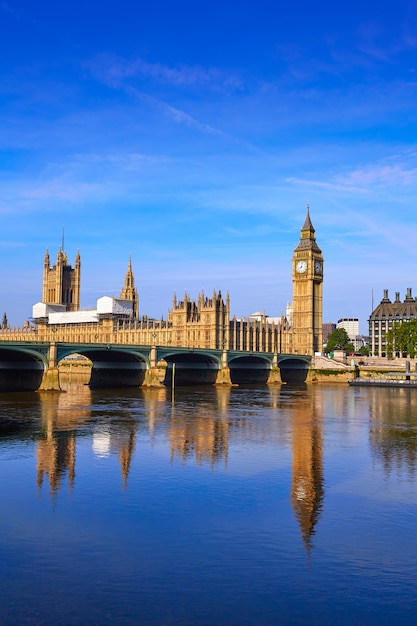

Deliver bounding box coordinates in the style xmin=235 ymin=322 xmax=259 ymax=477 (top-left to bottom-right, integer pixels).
xmin=39 ymin=342 xmax=61 ymax=392
xmin=214 ymin=350 xmax=233 ymax=386
xmin=267 ymin=369 xmax=282 ymax=384
xmin=142 ymin=367 xmax=164 ymax=388
xmin=215 ymin=367 xmax=233 ymax=385
xmin=39 ymin=367 xmax=61 ymax=391
xmin=267 ymin=353 xmax=282 ymax=384
xmin=141 ymin=346 xmax=164 ymax=387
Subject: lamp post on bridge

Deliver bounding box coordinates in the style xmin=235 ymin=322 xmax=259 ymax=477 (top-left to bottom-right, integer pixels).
xmin=222 ymin=336 xmax=228 ymax=368
xmin=150 ymin=333 xmax=157 ymax=368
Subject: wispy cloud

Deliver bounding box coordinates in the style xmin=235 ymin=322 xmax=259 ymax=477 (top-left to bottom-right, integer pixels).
xmin=277 ymin=15 xmax=417 ymax=91
xmin=121 ymin=83 xmax=229 ymax=137
xmin=287 ymin=156 xmax=417 ymax=194
xmin=69 ymin=152 xmax=169 ymax=171
xmin=0 ymin=2 xmax=22 ymax=19
xmin=356 ymin=18 xmax=417 ymax=63
xmin=337 ymin=164 xmax=417 ymax=187
xmin=286 ymin=177 xmax=366 ymax=193
xmin=20 ymin=180 xmax=104 ymax=202
xmin=89 ymin=53 xmax=243 ymax=91
xmin=85 ymin=53 xmax=264 ymax=144
xmin=86 ymin=54 xmax=232 ymax=137
xmin=0 ymin=1 xmax=40 ymax=26
xmin=88 ymin=59 xmax=268 ymax=153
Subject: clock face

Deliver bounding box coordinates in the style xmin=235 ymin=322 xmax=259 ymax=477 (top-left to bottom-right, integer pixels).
xmin=296 ymin=260 xmax=307 ymax=274
xmin=314 ymin=261 xmax=322 ymax=274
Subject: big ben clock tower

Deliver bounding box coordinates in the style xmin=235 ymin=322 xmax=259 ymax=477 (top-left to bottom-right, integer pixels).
xmin=292 ymin=207 xmax=323 ymax=355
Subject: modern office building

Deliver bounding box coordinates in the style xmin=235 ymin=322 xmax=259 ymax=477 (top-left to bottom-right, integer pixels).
xmin=337 ymin=318 xmax=359 ymax=339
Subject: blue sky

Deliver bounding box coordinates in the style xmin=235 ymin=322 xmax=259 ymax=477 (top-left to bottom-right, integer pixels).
xmin=2 ymin=1 xmax=417 ymax=333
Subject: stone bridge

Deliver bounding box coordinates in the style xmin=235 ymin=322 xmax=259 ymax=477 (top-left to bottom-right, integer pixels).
xmin=0 ymin=340 xmax=311 ymax=391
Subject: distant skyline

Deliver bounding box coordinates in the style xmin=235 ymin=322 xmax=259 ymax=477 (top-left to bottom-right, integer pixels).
xmin=2 ymin=1 xmax=417 ymax=333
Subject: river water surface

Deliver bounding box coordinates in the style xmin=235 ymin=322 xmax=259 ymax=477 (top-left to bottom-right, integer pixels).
xmin=1 ymin=377 xmax=417 ymax=625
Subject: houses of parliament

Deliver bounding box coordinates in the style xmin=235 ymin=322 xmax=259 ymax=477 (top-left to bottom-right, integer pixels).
xmin=31 ymin=210 xmax=323 ymax=357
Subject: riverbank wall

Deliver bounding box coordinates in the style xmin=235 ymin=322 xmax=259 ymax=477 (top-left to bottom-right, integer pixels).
xmin=309 ymin=354 xmax=417 ymax=384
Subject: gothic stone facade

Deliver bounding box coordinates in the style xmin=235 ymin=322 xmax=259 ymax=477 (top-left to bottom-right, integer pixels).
xmin=4 ymin=212 xmax=323 ymax=356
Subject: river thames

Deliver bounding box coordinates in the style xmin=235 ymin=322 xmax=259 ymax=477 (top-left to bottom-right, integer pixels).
xmin=1 ymin=377 xmax=417 ymax=625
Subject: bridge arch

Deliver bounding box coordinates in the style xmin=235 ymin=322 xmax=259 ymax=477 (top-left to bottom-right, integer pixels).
xmin=56 ymin=344 xmax=151 ymax=388
xmin=278 ymin=355 xmax=311 ymax=383
xmin=0 ymin=345 xmax=48 ymax=391
xmin=227 ymin=352 xmax=274 ymax=385
xmin=158 ymin=349 xmax=222 ymax=386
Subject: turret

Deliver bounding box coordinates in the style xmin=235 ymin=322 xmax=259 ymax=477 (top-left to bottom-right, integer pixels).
xmin=42 ymin=249 xmax=50 ymax=303
xmin=73 ymin=250 xmax=81 ymax=310
xmin=41 ymin=242 xmax=81 ymax=311
xmin=120 ymin=257 xmax=138 ymax=318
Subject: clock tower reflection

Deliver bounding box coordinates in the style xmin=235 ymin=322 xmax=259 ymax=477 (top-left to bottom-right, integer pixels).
xmin=288 ymin=386 xmax=324 ymax=552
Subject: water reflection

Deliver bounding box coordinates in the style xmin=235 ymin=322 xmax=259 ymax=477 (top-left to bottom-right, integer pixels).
xmin=13 ymin=380 xmax=328 ymax=550
xmin=37 ymin=428 xmax=76 ymax=493
xmin=2 ymin=383 xmax=417 ymax=624
xmin=287 ymin=386 xmax=324 ymax=552
xmin=37 ymin=378 xmax=91 ymax=494
xmin=12 ymin=382 xmax=417 ymax=548
xmin=37 ymin=374 xmax=141 ymax=492
xmin=368 ymin=387 xmax=417 ymax=478
xmin=141 ymin=385 xmax=168 ymax=440
xmin=169 ymin=387 xmax=231 ymax=465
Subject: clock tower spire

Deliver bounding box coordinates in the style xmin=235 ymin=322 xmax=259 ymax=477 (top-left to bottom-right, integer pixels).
xmin=292 ymin=206 xmax=323 ymax=355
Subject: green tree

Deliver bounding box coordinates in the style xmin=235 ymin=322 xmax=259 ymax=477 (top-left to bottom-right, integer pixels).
xmin=357 ymin=345 xmax=369 ymax=356
xmin=386 ymin=319 xmax=417 ymax=358
xmin=325 ymin=327 xmax=354 ymax=354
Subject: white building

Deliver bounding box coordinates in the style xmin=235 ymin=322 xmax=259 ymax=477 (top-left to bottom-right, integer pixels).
xmin=336 ymin=317 xmax=369 ymax=352
xmin=32 ymin=296 xmax=134 ymax=324
xmin=337 ymin=318 xmax=359 ymax=339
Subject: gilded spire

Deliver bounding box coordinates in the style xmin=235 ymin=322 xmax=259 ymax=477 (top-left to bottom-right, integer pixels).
xmin=296 ymin=205 xmax=321 ymax=252
xmin=301 ymin=203 xmax=315 ymax=235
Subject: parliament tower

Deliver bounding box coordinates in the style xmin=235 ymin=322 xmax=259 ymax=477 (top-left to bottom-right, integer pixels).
xmin=292 ymin=208 xmax=323 ymax=355
xmin=42 ymin=247 xmax=81 ymax=312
